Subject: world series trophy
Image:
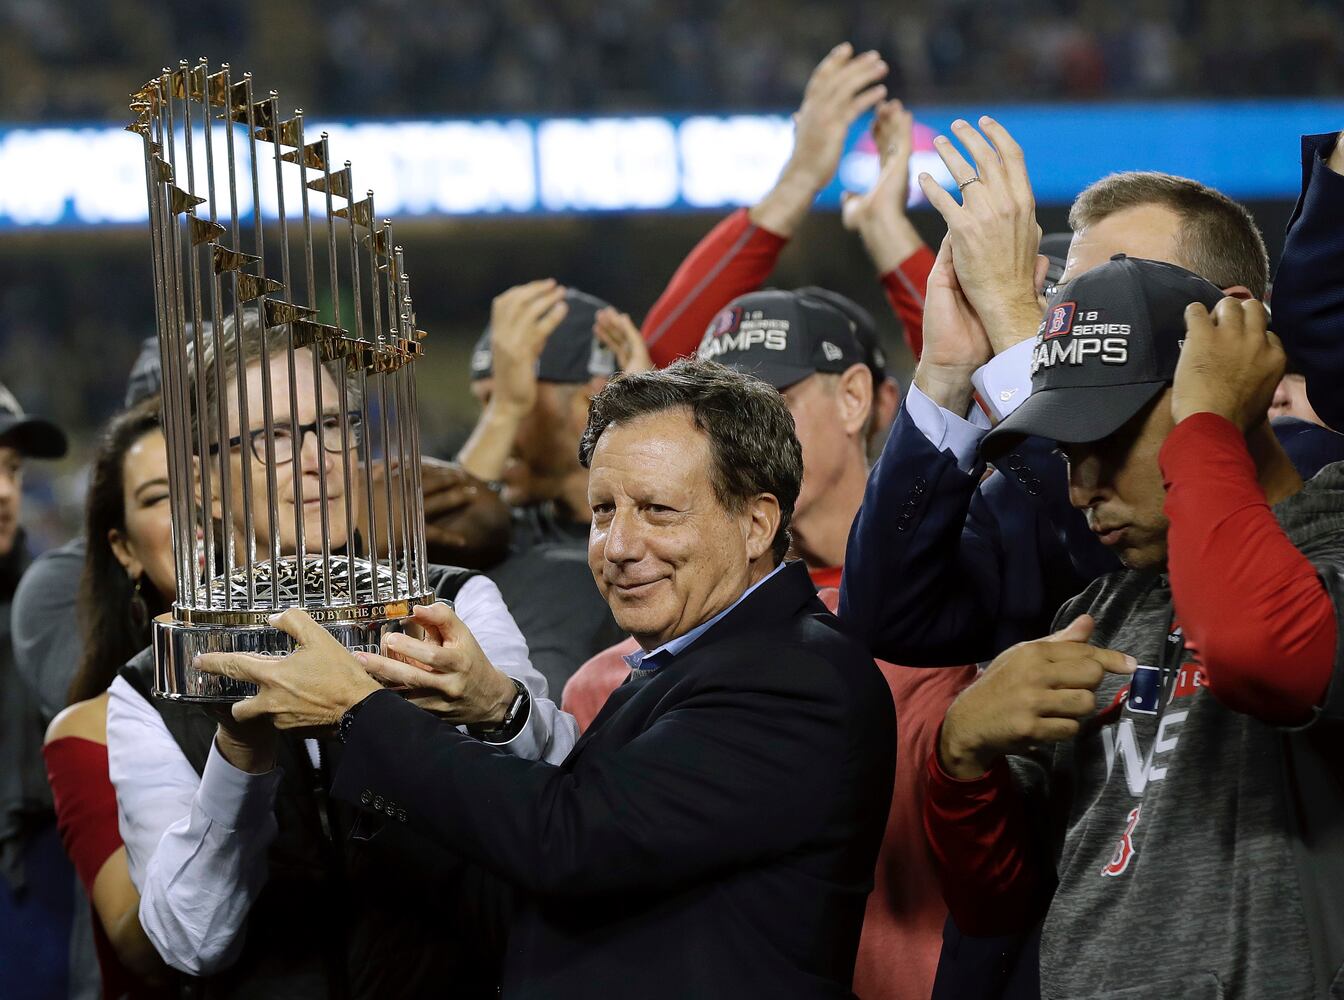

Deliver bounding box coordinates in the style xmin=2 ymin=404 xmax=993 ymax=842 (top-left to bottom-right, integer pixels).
xmin=128 ymin=59 xmax=433 ymax=702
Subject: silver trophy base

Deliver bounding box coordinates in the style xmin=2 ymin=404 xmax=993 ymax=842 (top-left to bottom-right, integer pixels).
xmin=152 ymin=612 xmax=408 ymax=703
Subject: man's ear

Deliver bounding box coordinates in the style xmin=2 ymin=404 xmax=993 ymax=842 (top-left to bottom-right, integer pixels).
xmin=743 ymin=493 xmax=782 ymax=563
xmin=1221 ymin=284 xmax=1257 ymax=301
xmin=836 ymin=363 xmax=874 ymax=438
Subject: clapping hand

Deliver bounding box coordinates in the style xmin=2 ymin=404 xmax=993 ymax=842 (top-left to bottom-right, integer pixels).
xmin=918 ymin=117 xmax=1047 ymax=355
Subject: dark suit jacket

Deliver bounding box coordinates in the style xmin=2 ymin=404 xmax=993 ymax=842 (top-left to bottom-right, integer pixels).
xmin=332 ymin=560 xmax=896 ymax=998
xmin=1273 ymin=131 xmax=1344 ymax=432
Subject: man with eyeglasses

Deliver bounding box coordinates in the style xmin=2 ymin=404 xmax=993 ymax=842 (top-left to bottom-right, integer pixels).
xmin=104 ymin=313 xmax=577 ymax=997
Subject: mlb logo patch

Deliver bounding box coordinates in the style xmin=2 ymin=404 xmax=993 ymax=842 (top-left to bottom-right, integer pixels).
xmin=1044 ymin=301 xmax=1077 ymax=339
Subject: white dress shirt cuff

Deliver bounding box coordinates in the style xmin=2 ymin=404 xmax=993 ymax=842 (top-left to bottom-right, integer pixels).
xmin=905 ymin=381 xmax=990 ymax=475
xmin=198 ymin=742 xmax=282 ymax=830
xmin=971 ymin=338 xmax=1036 ymax=421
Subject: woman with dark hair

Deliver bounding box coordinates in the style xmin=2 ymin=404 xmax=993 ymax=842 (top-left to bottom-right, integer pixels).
xmin=44 ymin=398 xmax=172 ymax=997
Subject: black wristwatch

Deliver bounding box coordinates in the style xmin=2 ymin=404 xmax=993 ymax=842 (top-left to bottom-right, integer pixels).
xmin=337 ymin=692 xmax=379 ymax=744
xmin=466 ymin=678 xmax=530 ymax=745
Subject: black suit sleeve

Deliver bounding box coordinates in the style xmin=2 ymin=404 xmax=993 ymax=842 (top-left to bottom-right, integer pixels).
xmin=332 ymin=649 xmax=889 ymax=898
xmin=839 ymin=405 xmax=1003 ymax=665
xmin=1273 ymin=131 xmax=1344 ymax=432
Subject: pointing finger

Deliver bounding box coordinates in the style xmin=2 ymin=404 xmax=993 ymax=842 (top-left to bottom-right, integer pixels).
xmin=1046 ymin=613 xmax=1094 ymax=644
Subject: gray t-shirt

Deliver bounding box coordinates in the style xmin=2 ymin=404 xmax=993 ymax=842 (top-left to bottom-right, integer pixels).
xmin=1016 ymin=464 xmax=1344 ymax=1000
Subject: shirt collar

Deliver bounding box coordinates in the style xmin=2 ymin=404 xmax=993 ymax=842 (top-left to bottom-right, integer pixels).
xmin=622 ymin=562 xmax=787 ymax=674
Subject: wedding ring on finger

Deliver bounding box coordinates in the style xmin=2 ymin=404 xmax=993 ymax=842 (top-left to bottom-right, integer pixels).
xmin=958 ymin=176 xmax=981 ymax=191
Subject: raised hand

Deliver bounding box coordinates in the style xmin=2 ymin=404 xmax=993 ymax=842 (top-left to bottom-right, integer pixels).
xmin=938 ymin=615 xmax=1137 ymax=779
xmin=751 ymin=42 xmax=888 ymax=237
xmin=918 ymin=116 xmax=1046 ymax=355
xmin=593 ymin=306 xmax=654 ymax=374
xmin=1172 ymin=297 xmax=1285 ymax=430
xmin=488 ymin=279 xmax=569 ymax=418
xmin=841 ymin=98 xmax=924 ymax=273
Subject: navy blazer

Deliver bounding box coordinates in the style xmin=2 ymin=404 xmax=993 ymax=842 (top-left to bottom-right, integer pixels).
xmin=1272 ymin=131 xmax=1344 ymax=432
xmin=332 ymin=560 xmax=896 ymax=999
xmin=840 ymin=403 xmax=1344 ymax=667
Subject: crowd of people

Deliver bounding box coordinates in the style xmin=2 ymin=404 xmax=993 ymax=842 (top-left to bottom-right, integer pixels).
xmin=3 ymin=0 xmax=1343 ymax=121
xmin=1 ymin=37 xmax=1343 ymax=1000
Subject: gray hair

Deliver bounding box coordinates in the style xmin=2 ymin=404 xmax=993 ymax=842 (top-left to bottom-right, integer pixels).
xmin=579 ymin=358 xmax=803 ymax=563
xmin=185 ymin=310 xmax=360 ymax=448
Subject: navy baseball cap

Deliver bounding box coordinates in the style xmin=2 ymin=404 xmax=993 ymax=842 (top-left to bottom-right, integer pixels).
xmin=0 ymin=383 xmax=66 ymax=459
xmin=980 ymin=255 xmax=1226 ymax=460
xmin=470 ymin=289 xmax=616 ymax=384
xmin=793 ymin=285 xmax=890 ymax=388
xmin=697 ymin=289 xmax=866 ymax=390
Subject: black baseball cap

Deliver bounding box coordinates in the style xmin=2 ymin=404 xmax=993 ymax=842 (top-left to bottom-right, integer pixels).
xmin=697 ymin=289 xmax=866 ymax=390
xmin=793 ymin=285 xmax=890 ymax=388
xmin=0 ymin=383 xmax=66 ymax=459
xmin=980 ymin=255 xmax=1226 ymax=460
xmin=470 ymin=289 xmax=616 ymax=384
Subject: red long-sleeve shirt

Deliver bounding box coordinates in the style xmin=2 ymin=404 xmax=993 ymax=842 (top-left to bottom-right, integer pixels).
xmin=639 ymin=207 xmax=935 ymax=365
xmin=1163 ymin=412 xmax=1336 ymax=722
xmin=923 ymin=412 xmax=1339 ymax=935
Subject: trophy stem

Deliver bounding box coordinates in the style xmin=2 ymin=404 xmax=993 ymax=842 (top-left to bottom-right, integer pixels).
xmin=332 ymin=153 xmax=359 ymax=598
xmin=141 ymin=88 xmax=188 ymax=608
xmin=362 ymin=194 xmax=386 ymax=599
xmin=311 ymin=125 xmax=337 ymax=603
xmin=241 ymin=75 xmax=285 ymax=606
xmin=180 ymin=60 xmax=218 ymax=606
xmin=405 ymin=358 xmax=428 ymax=592
xmin=200 ymin=59 xmax=237 ymax=608
xmin=159 ymin=69 xmax=203 ymax=609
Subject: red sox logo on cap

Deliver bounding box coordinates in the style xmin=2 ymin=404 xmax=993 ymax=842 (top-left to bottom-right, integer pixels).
xmin=1045 ymin=301 xmax=1077 ymax=339
xmin=706 ymin=306 xmax=743 ymax=338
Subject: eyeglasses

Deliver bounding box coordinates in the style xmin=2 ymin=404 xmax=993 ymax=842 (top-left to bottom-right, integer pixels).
xmin=212 ymin=412 xmax=363 ymax=464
